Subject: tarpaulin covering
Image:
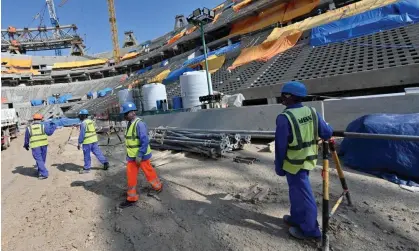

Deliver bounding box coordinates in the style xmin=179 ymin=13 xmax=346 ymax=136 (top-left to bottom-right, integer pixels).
xmin=47 ymin=97 xmax=57 ymax=104
xmin=199 ymin=55 xmax=226 ymax=74
xmin=52 ymin=59 xmax=107 ymax=69
xmin=230 ymin=2 xmax=286 ymax=36
xmin=186 ymin=26 xmax=198 ymax=35
xmin=2 ymin=66 xmax=40 ymax=75
xmin=182 ymin=42 xmax=241 ymax=66
xmin=212 ymin=13 xmax=222 ymax=24
xmin=160 ymin=59 xmax=169 ymax=67
xmin=45 ymin=118 xmax=80 ymax=127
xmin=1 ymin=57 xmax=32 ymax=68
xmin=86 ymin=91 xmax=94 ymax=98
xmin=223 ymin=2 xmax=235 ymax=10
xmin=283 ymin=0 xmax=320 ymax=22
xmin=213 ymin=3 xmax=225 ymax=12
xmin=265 ymin=0 xmax=400 ymax=43
xmin=163 ymin=67 xmax=194 ymax=84
xmin=233 ymin=0 xmax=253 ymax=12
xmin=167 ymin=29 xmax=186 ymax=45
xmin=149 ymin=69 xmax=171 ymax=83
xmin=31 ymin=99 xmax=44 ymax=106
xmin=97 ymin=88 xmax=113 ymax=97
xmin=58 ymin=94 xmax=72 ymax=104
xmin=340 ymin=113 xmax=419 ymax=186
xmin=228 ymin=30 xmax=302 ymax=70
xmin=121 ymin=52 xmax=139 ymax=60
xmin=136 ymin=66 xmax=152 ymax=75
xmin=311 ymin=0 xmax=419 ymax=46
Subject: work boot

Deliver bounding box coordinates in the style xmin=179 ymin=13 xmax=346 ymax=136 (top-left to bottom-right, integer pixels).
xmin=289 ymin=227 xmax=321 ymax=241
xmin=79 ymin=168 xmax=90 ymax=174
xmin=283 ymin=215 xmax=298 ymax=227
xmin=119 ymin=200 xmax=136 ymax=208
xmin=148 ymin=183 xmax=163 ymax=196
xmin=38 ymin=175 xmax=48 ymax=180
xmin=103 ymin=162 xmax=110 ymax=170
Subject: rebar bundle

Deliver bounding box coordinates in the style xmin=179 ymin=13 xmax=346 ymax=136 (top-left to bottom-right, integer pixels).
xmin=149 ymin=128 xmax=252 ymax=158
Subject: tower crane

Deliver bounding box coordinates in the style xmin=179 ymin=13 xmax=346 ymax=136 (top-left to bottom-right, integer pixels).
xmin=46 ymin=0 xmax=63 ymax=56
xmin=58 ymin=0 xmax=121 ymax=62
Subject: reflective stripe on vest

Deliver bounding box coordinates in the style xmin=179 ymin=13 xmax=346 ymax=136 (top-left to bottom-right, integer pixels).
xmin=282 ymin=106 xmax=319 ymax=174
xmin=29 ymin=124 xmax=48 ymax=148
xmin=82 ymin=119 xmax=98 ymax=144
xmin=125 ymin=118 xmax=152 ymax=158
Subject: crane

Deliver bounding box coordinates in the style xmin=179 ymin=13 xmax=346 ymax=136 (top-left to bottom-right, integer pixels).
xmin=58 ymin=0 xmax=121 ymax=62
xmin=46 ymin=0 xmax=63 ymax=56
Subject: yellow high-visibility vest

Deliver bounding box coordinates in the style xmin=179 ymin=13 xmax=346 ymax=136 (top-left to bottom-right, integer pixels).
xmin=125 ymin=118 xmax=151 ymax=158
xmin=82 ymin=119 xmax=98 ymax=144
xmin=29 ymin=123 xmax=48 ymax=148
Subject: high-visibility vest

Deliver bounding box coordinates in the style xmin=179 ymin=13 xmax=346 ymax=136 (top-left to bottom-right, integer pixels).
xmin=82 ymin=119 xmax=98 ymax=144
xmin=282 ymin=106 xmax=319 ymax=175
xmin=125 ymin=118 xmax=152 ymax=158
xmin=29 ymin=123 xmax=48 ymax=148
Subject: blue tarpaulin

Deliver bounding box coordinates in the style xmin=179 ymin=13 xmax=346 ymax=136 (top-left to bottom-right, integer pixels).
xmin=182 ymin=42 xmax=241 ymax=66
xmin=310 ymin=0 xmax=419 ymax=46
xmin=160 ymin=59 xmax=169 ymax=67
xmin=47 ymin=97 xmax=57 ymax=105
xmin=86 ymin=91 xmax=94 ymax=98
xmin=136 ymin=66 xmax=152 ymax=75
xmin=163 ymin=67 xmax=194 ymax=84
xmin=97 ymin=88 xmax=113 ymax=98
xmin=340 ymin=113 xmax=419 ymax=186
xmin=31 ymin=99 xmax=44 ymax=106
xmin=57 ymin=94 xmax=72 ymax=104
xmin=45 ymin=118 xmax=80 ymax=127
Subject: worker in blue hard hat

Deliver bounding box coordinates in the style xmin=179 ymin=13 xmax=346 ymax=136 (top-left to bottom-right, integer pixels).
xmin=275 ymin=81 xmax=333 ymax=240
xmin=77 ymin=109 xmax=109 ymax=174
xmin=119 ymin=102 xmax=162 ymax=208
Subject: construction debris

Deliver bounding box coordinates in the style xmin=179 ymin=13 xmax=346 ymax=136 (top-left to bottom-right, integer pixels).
xmin=149 ymin=127 xmax=252 ymax=158
xmin=233 ymin=156 xmax=259 ymax=164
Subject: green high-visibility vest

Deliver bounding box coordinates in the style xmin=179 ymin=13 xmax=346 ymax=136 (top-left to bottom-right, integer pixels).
xmin=282 ymin=106 xmax=319 ymax=174
xmin=125 ymin=118 xmax=152 ymax=158
xmin=82 ymin=119 xmax=98 ymax=144
xmin=29 ymin=123 xmax=48 ymax=148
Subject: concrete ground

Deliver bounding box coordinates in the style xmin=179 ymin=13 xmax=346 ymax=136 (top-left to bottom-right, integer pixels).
xmin=2 ymin=127 xmax=419 ymax=251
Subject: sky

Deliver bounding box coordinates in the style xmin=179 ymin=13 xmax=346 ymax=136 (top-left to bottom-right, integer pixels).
xmin=1 ymin=0 xmax=222 ymax=56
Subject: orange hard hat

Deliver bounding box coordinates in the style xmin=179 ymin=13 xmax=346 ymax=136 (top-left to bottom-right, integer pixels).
xmin=33 ymin=113 xmax=43 ymax=120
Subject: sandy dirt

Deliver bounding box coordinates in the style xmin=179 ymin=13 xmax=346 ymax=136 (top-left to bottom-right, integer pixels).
xmin=2 ymin=127 xmax=419 ymax=251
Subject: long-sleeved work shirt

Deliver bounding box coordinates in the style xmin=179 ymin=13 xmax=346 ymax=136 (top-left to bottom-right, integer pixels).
xmin=275 ymin=103 xmax=333 ymax=176
xmin=24 ymin=121 xmax=56 ymax=148
xmin=126 ymin=117 xmax=152 ymax=161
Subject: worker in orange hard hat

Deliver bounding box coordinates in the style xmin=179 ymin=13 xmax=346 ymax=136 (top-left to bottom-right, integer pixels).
xmin=23 ymin=113 xmax=57 ymax=179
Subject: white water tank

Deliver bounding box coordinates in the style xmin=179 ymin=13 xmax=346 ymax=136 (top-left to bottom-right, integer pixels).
xmin=180 ymin=70 xmax=212 ymax=109
xmin=142 ymin=83 xmax=167 ymax=111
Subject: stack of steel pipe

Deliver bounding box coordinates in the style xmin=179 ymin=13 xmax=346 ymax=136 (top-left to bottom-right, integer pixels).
xmin=149 ymin=127 xmax=253 ymax=158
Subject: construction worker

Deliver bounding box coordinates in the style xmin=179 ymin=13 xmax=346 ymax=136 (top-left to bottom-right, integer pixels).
xmin=23 ymin=113 xmax=56 ymax=180
xmin=77 ymin=109 xmax=109 ymax=174
xmin=119 ymin=102 xmax=162 ymax=208
xmin=275 ymin=81 xmax=333 ymax=240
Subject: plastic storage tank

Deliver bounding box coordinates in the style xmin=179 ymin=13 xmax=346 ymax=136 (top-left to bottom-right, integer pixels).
xmin=180 ymin=71 xmax=212 ymax=109
xmin=117 ymin=89 xmax=134 ymax=106
xmin=142 ymin=83 xmax=168 ymax=111
xmin=172 ymin=96 xmax=183 ymax=109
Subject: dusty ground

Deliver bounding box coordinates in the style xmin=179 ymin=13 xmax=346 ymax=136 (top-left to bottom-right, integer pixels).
xmin=2 ymin=127 xmax=419 ymax=251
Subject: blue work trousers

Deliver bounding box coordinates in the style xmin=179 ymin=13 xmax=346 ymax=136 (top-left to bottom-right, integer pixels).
xmin=82 ymin=142 xmax=108 ymax=169
xmin=286 ymin=169 xmax=321 ymax=237
xmin=32 ymin=145 xmax=48 ymax=177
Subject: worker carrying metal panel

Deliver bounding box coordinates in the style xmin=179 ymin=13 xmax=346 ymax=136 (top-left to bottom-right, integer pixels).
xmin=119 ymin=102 xmax=163 ymax=208
xmin=274 ymin=81 xmax=333 ymax=240
xmin=23 ymin=113 xmax=57 ymax=180
xmin=77 ymin=109 xmax=109 ymax=174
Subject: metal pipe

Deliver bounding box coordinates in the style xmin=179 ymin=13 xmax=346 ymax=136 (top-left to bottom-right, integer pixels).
xmin=153 ymin=135 xmax=222 ymax=144
xmin=150 ymin=138 xmax=221 ymax=148
xmin=333 ymin=131 xmax=419 ymax=142
xmin=151 ymin=127 xmax=275 ymax=135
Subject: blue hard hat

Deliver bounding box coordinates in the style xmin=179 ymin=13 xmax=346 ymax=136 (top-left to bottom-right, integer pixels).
xmin=120 ymin=102 xmax=137 ymax=114
xmin=79 ymin=109 xmax=89 ymax=115
xmin=281 ymin=81 xmax=307 ymax=97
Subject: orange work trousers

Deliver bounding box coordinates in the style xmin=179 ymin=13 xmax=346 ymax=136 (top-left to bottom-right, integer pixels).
xmin=126 ymin=159 xmax=162 ymax=202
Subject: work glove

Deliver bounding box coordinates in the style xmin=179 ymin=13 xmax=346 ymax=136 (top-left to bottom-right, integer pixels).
xmin=24 ymin=146 xmax=29 ymax=151
xmin=77 ymin=144 xmax=81 ymax=150
xmin=135 ymin=156 xmax=142 ymax=165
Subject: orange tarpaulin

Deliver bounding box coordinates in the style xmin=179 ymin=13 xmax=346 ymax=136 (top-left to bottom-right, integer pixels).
xmin=1 ymin=57 xmax=32 ymax=68
xmin=230 ymin=3 xmax=286 ymax=36
xmin=186 ymin=26 xmax=197 ymax=35
xmin=228 ymin=30 xmax=302 ymax=70
xmin=167 ymin=30 xmax=186 ymax=45
xmin=212 ymin=13 xmax=222 ymax=24
xmin=233 ymin=0 xmax=253 ymax=12
xmin=212 ymin=3 xmax=225 ymax=12
xmin=283 ymin=0 xmax=320 ymax=22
